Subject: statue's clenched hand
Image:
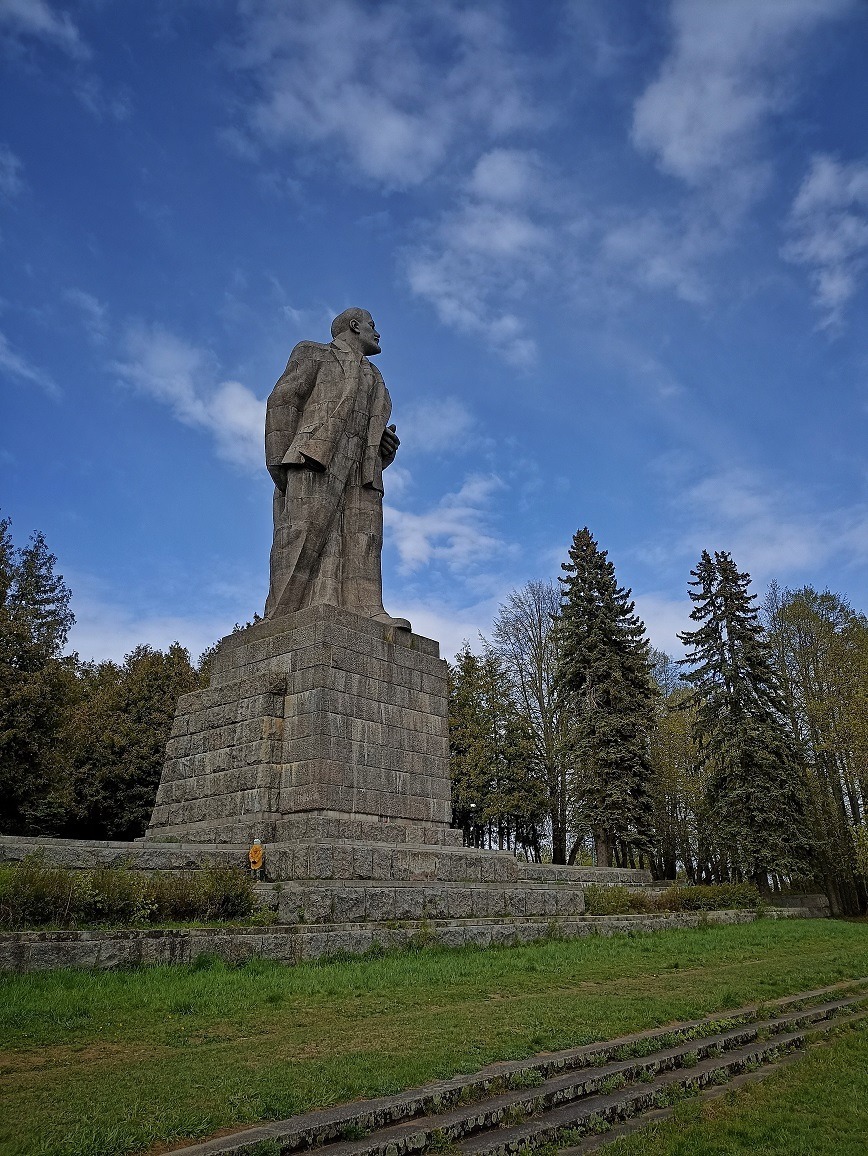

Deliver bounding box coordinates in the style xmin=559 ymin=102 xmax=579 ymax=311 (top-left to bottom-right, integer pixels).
xmin=380 ymin=423 xmax=400 ymax=467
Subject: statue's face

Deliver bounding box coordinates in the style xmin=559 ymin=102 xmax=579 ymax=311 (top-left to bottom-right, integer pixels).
xmin=353 ymin=314 xmax=381 ymax=356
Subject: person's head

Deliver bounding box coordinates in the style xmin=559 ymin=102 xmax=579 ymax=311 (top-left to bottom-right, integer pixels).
xmin=330 ymin=308 xmax=380 ymax=356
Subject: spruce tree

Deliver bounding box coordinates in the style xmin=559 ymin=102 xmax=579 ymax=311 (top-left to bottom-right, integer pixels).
xmin=448 ymin=644 xmax=547 ymax=855
xmin=678 ymin=550 xmax=814 ymax=887
xmin=0 ymin=518 xmax=75 ymax=833
xmin=555 ymin=528 xmax=657 ymax=868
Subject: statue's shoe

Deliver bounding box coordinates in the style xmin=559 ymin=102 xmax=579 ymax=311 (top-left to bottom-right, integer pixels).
xmin=368 ymin=610 xmax=412 ymax=631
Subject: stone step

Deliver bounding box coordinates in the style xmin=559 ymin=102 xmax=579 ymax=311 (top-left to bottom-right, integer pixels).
xmin=455 ymin=1012 xmax=868 ymax=1156
xmin=238 ymin=997 xmax=868 ymax=1156
xmin=161 ymin=978 xmax=868 ymax=1156
xmin=0 ymin=834 xmax=652 ymax=888
xmin=272 ymin=881 xmax=587 ymax=924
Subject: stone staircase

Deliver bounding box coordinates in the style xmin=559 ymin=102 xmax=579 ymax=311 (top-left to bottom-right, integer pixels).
xmin=164 ymin=978 xmax=868 ymax=1156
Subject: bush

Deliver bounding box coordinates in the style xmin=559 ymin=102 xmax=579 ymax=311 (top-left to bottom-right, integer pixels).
xmin=659 ymin=883 xmax=761 ymax=911
xmin=583 ymin=884 xmax=656 ymax=915
xmin=582 ymin=881 xmax=762 ymax=916
xmin=0 ymin=855 xmax=256 ymax=929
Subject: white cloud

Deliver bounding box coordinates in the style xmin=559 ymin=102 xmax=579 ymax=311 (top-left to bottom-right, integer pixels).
xmin=398 ymin=397 xmax=475 ymax=455
xmin=385 ymin=472 xmax=509 ymax=573
xmin=783 ymin=153 xmax=868 ymax=328
xmin=678 ymin=465 xmax=868 ymax=579
xmin=632 ymin=0 xmax=853 ymax=195
xmin=468 ymin=149 xmax=544 ymax=204
xmin=0 ymin=0 xmax=89 ymax=59
xmin=113 ymin=324 xmax=265 ymax=471
xmin=0 ymin=328 xmax=58 ymax=395
xmin=611 ymin=0 xmax=856 ymax=306
xmin=226 ymin=0 xmax=534 ymax=190
xmin=73 ymin=75 xmax=132 ymax=122
xmin=600 ymin=209 xmax=714 ymax=305
xmin=632 ymin=590 xmax=692 ymax=658
xmin=390 ymin=599 xmax=496 ymax=663
xmin=406 ymin=199 xmax=548 ymax=365
xmin=66 ymin=594 xmax=232 ymax=665
xmin=63 ymin=287 xmax=108 ymax=343
xmin=0 ymin=143 xmax=23 ymax=198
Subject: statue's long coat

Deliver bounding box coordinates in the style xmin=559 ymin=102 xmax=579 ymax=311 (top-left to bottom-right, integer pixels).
xmin=264 ymin=338 xmax=391 ymax=618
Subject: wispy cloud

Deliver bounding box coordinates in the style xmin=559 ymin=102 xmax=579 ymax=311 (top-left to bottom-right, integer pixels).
xmin=0 ymin=0 xmax=89 ymax=59
xmin=113 ymin=324 xmax=265 ymax=471
xmin=385 ymin=472 xmax=509 ymax=573
xmin=63 ymin=287 xmax=109 ymax=343
xmin=0 ymin=143 xmax=24 ymax=199
xmin=783 ymin=153 xmax=868 ymax=329
xmin=632 ymin=0 xmax=853 ymax=199
xmin=613 ymin=0 xmax=856 ymax=304
xmin=66 ymin=588 xmax=234 ymax=665
xmin=467 ymin=148 xmax=545 ymax=204
xmin=406 ymin=191 xmax=550 ymax=365
xmin=398 ymin=397 xmax=475 ymax=456
xmin=0 ymin=328 xmax=58 ymax=395
xmin=632 ymin=590 xmax=692 ymax=658
xmin=225 ymin=0 xmax=534 ymax=190
xmin=677 ymin=465 xmax=868 ymax=579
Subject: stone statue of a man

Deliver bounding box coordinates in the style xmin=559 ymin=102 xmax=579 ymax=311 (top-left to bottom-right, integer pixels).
xmin=264 ymin=308 xmax=410 ymax=630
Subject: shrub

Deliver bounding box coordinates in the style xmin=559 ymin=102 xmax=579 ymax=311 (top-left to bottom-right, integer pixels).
xmin=583 ymin=884 xmax=655 ymax=915
xmin=660 ymin=883 xmax=761 ymax=911
xmin=0 ymin=856 xmax=256 ymax=929
xmin=582 ymin=881 xmax=762 ymax=917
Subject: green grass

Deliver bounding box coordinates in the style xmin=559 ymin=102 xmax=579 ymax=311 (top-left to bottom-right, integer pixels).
xmin=606 ymin=1017 xmax=868 ymax=1154
xmin=0 ymin=920 xmax=867 ymax=1156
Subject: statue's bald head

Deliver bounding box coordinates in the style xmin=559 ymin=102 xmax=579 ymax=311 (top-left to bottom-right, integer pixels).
xmin=331 ymin=308 xmax=372 ymax=339
xmin=330 ymin=308 xmax=381 ymax=357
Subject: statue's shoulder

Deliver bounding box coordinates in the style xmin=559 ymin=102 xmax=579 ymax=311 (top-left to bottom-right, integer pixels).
xmin=287 ymin=340 xmax=332 ymax=363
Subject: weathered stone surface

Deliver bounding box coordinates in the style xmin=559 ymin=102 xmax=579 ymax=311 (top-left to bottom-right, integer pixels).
xmin=0 ymin=909 xmax=816 ymax=973
xmin=145 ymin=605 xmax=452 ymax=843
xmin=264 ymin=310 xmax=411 ymax=631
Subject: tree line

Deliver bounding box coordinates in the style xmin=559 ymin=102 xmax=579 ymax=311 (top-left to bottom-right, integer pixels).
xmin=2 ymin=513 xmax=866 ymax=913
xmin=449 ymin=528 xmax=868 ymax=914
xmin=0 ymin=516 xmax=204 ymax=841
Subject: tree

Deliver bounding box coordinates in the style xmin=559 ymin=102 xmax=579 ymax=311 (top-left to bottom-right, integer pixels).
xmin=59 ymin=643 xmax=201 ymax=840
xmin=763 ymin=584 xmax=868 ymax=913
xmin=0 ymin=518 xmax=75 ymax=833
xmin=489 ymin=581 xmax=572 ymax=862
xmin=448 ymin=644 xmax=547 ymax=857
xmin=555 ymin=528 xmax=657 ymax=869
xmin=678 ymin=551 xmax=814 ymax=889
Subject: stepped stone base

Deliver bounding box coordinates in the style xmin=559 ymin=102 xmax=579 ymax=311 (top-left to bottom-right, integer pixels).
xmin=145 ymin=606 xmax=452 ymax=844
xmin=0 ymin=909 xmax=815 ymax=973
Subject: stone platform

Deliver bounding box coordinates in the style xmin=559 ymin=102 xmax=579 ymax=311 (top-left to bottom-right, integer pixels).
xmin=0 ymin=832 xmax=654 ymax=927
xmin=146 ymin=606 xmax=452 ymax=844
xmin=0 ymin=606 xmax=669 ymax=965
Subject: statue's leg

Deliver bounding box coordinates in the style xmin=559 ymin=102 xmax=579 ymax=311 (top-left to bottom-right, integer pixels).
xmin=342 ymin=478 xmax=410 ymax=630
xmin=265 ymin=466 xmax=344 ymax=618
xmin=342 ymin=477 xmax=384 ymax=617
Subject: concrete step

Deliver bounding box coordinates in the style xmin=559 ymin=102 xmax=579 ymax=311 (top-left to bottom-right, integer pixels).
xmin=162 ymin=978 xmax=868 ymax=1156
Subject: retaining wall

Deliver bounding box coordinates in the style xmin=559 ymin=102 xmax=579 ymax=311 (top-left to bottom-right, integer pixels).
xmin=0 ymin=907 xmax=814 ymax=973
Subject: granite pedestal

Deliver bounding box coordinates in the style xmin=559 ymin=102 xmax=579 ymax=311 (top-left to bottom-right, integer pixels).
xmin=146 ymin=606 xmax=455 ymax=844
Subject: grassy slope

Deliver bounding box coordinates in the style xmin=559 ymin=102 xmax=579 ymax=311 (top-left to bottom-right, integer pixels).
xmin=0 ymin=920 xmax=867 ymax=1156
xmin=608 ymin=1018 xmax=868 ymax=1155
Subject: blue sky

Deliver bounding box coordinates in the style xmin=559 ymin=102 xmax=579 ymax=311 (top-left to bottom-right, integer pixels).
xmin=1 ymin=0 xmax=867 ymax=663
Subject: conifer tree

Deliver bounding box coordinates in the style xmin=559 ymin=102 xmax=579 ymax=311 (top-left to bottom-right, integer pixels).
xmin=555 ymin=528 xmax=657 ymax=868
xmin=678 ymin=550 xmax=814 ymax=887
xmin=448 ymin=644 xmax=547 ymax=856
xmin=0 ymin=518 xmax=75 ymax=833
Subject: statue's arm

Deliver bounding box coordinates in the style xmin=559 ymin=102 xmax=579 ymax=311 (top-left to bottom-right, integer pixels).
xmin=265 ymin=349 xmax=320 ymax=490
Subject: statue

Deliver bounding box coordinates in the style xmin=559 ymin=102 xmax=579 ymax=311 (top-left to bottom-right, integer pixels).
xmin=264 ymin=308 xmax=410 ymax=630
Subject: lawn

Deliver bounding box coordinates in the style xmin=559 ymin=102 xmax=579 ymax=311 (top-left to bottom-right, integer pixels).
xmin=1 ymin=919 xmax=867 ymax=1156
xmin=608 ymin=1015 xmax=868 ymax=1155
